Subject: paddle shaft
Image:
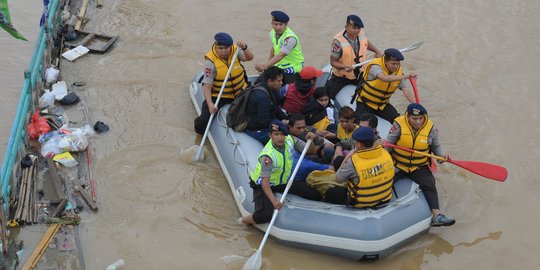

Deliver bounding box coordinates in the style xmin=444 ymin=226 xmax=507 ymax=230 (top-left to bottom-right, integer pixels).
xmin=351 ymin=41 xmax=424 ymax=68
xmin=409 ymin=77 xmax=420 ymax=103
xmin=194 ymin=49 xmax=240 ymax=160
xmin=253 ymin=139 xmax=313 ymax=257
xmin=384 ymin=141 xmax=446 ymax=161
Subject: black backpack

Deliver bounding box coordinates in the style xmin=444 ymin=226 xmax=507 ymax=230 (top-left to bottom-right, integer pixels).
xmin=226 ymin=85 xmax=268 ymax=132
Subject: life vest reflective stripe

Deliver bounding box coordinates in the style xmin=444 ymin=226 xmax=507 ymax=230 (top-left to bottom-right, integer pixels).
xmin=348 ymin=145 xmax=395 ymax=208
xmin=357 ymin=57 xmax=403 ymax=110
xmin=283 ymin=83 xmax=316 ymax=113
xmin=312 ymin=117 xmax=332 ymax=131
xmin=391 ymin=115 xmax=434 ymax=173
xmin=336 ymin=124 xmax=358 ymax=140
xmin=332 ymin=30 xmax=368 ymax=79
xmin=250 ymin=136 xmax=295 ymax=186
xmin=270 ymin=27 xmax=304 ymax=74
xmin=205 ymin=44 xmax=247 ymax=99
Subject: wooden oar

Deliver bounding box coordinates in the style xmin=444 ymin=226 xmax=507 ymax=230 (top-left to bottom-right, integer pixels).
xmin=384 ymin=142 xmax=508 ymax=182
xmin=243 ymin=140 xmax=313 ymax=270
xmin=351 ymin=41 xmax=424 ymax=68
xmin=193 ymin=48 xmax=240 ymax=161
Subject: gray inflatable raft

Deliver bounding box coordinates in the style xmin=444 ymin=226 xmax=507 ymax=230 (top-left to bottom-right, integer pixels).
xmin=189 ymin=71 xmax=431 ymax=261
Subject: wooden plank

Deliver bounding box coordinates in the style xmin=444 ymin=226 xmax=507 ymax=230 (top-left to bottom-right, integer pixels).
xmin=75 ymin=0 xmax=89 ymax=31
xmin=22 ymin=224 xmax=61 ymax=270
xmin=52 ymin=199 xmax=67 ymax=217
xmin=47 ymin=159 xmax=67 ymax=201
xmin=72 ymin=178 xmax=98 ymax=211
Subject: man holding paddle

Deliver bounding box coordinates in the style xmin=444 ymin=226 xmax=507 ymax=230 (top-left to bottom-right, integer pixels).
xmin=354 ymin=48 xmax=417 ymax=123
xmin=385 ymin=103 xmax=455 ymax=227
xmin=326 ymin=14 xmax=382 ymax=99
xmin=194 ymin=32 xmax=254 ymax=135
xmin=240 ymin=121 xmax=321 ymax=225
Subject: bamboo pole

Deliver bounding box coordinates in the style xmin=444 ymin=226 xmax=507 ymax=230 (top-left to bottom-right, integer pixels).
xmin=22 ymin=224 xmax=61 ymax=270
xmin=75 ymin=0 xmax=89 ymax=31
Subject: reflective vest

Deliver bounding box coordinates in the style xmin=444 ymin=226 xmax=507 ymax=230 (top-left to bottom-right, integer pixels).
xmin=250 ymin=136 xmax=295 ymax=186
xmin=270 ymin=27 xmax=304 ymax=74
xmin=348 ymin=145 xmax=395 ymax=208
xmin=283 ymin=82 xmax=316 ymax=113
xmin=357 ymin=56 xmax=403 ymax=110
xmin=391 ymin=115 xmax=434 ymax=173
xmin=332 ymin=29 xmax=368 ymax=79
xmin=337 ymin=123 xmax=358 ymax=140
xmin=205 ymin=44 xmax=247 ymax=99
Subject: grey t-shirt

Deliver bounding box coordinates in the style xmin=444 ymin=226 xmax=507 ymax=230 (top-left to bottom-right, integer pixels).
xmin=202 ymin=49 xmax=246 ymax=85
xmin=367 ymin=64 xmax=409 ymax=89
xmin=275 ymin=35 xmax=297 ymax=55
xmin=336 ymin=156 xmax=358 ymax=184
xmin=330 ymin=34 xmax=359 ymax=59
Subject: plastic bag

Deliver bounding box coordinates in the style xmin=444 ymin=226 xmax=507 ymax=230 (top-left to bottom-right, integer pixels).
xmin=39 ymin=90 xmax=56 ymax=109
xmin=45 ymin=67 xmax=60 ymax=84
xmin=39 ymin=126 xmax=93 ymax=157
xmin=28 ymin=111 xmax=51 ymax=139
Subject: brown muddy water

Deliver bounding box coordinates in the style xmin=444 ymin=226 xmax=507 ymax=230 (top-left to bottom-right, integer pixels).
xmin=1 ymin=0 xmax=540 ymax=269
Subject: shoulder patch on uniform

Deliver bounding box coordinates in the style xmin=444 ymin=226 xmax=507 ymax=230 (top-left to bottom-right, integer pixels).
xmin=262 ymin=156 xmax=272 ymax=166
xmin=332 ymin=42 xmax=340 ymax=52
xmin=282 ymin=37 xmax=290 ymax=47
xmin=389 ymin=124 xmax=397 ymax=134
xmin=204 ymin=68 xmax=211 ymax=77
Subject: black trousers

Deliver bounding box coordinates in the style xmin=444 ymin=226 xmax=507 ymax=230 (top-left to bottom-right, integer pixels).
xmin=325 ymin=75 xmax=358 ymax=99
xmin=194 ymin=98 xmax=234 ymax=135
xmin=355 ymin=100 xmax=399 ymax=124
xmin=252 ymin=181 xmax=321 ymax=224
xmin=395 ymin=166 xmax=439 ymax=210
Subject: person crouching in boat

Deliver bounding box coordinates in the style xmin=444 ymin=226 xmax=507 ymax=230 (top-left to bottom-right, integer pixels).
xmin=385 ymin=103 xmax=455 ymax=226
xmin=245 ymin=66 xmax=289 ymax=145
xmin=281 ymin=66 xmax=323 ymax=115
xmin=324 ymin=127 xmax=395 ymax=208
xmin=353 ymin=48 xmax=416 ymax=123
xmin=240 ymin=121 xmax=321 ymax=225
xmin=194 ymin=32 xmax=254 ymax=135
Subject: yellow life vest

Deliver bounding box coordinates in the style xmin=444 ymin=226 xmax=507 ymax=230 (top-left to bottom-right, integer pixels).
xmin=357 ymin=56 xmax=403 ymax=110
xmin=205 ymin=44 xmax=247 ymax=99
xmin=391 ymin=114 xmax=434 ymax=173
xmin=348 ymin=145 xmax=395 ymax=208
xmin=312 ymin=116 xmax=332 ymax=131
xmin=337 ymin=123 xmax=358 ymax=140
xmin=332 ymin=29 xmax=368 ymax=79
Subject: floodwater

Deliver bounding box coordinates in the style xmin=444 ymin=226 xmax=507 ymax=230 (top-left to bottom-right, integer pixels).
xmin=1 ymin=0 xmax=540 ymax=269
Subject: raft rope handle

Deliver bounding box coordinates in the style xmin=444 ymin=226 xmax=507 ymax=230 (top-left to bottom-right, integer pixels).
xmin=215 ymin=109 xmax=252 ymax=177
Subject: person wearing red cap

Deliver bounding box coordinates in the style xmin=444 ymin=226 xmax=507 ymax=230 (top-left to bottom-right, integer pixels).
xmin=385 ymin=103 xmax=455 ymax=227
xmin=255 ymin=10 xmax=305 ymax=85
xmin=194 ymin=32 xmax=254 ymax=135
xmin=282 ymin=66 xmax=323 ymax=114
xmin=353 ymin=48 xmax=417 ymax=123
xmin=326 ymin=14 xmax=382 ymax=99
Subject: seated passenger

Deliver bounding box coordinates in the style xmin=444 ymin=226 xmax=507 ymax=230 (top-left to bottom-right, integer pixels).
xmin=333 ymin=112 xmax=380 ymax=162
xmin=282 ymin=66 xmax=323 ymax=114
xmin=302 ymin=87 xmax=335 ymax=135
xmin=245 ymin=66 xmax=289 ymax=145
xmin=240 ymin=121 xmax=322 ymax=225
xmin=194 ymin=32 xmax=253 ymax=135
xmin=319 ymin=106 xmax=358 ymax=143
xmin=324 ymin=127 xmax=394 ymax=208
